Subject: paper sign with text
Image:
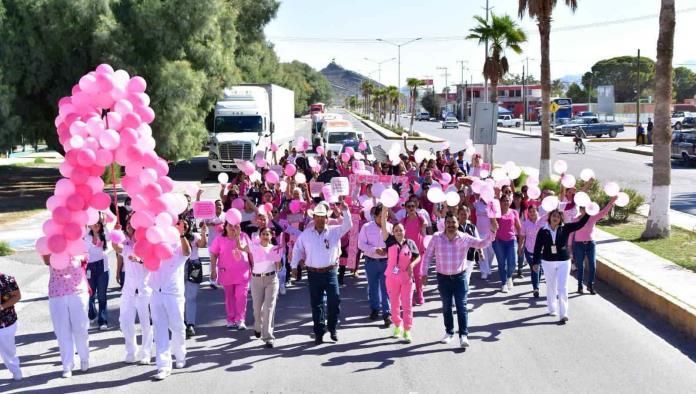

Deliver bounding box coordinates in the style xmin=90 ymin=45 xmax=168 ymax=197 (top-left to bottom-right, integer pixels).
xmin=193 ymin=201 xmax=217 ymax=220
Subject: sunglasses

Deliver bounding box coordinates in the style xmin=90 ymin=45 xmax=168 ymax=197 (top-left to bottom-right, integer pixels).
xmin=406 ymin=204 xmax=416 ymax=208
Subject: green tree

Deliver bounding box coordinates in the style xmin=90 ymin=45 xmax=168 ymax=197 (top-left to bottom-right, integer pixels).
xmin=672 ymin=66 xmax=696 ymax=102
xmin=280 ymin=60 xmax=332 ymax=116
xmin=565 ymin=82 xmax=586 ymax=103
xmin=551 ymin=78 xmax=565 ymax=96
xmin=420 ymin=91 xmax=441 ymax=117
xmin=581 ymin=56 xmax=656 ymax=103
xmin=519 ymin=0 xmax=578 ymax=180
xmin=406 ymin=78 xmax=424 ymax=134
xmin=467 ymin=13 xmax=527 ymax=104
xmin=502 ymin=73 xmax=539 ymax=85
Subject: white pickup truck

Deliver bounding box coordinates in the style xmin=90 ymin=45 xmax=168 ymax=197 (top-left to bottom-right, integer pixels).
xmin=497 ymin=114 xmax=521 ymax=128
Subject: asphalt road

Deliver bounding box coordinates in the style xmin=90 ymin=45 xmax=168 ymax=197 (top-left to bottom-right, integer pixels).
xmin=2 ymin=116 xmax=695 ymax=393
xmin=383 ymin=114 xmax=696 ymax=215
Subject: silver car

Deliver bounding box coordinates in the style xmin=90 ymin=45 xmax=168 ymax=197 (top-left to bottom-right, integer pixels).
xmin=441 ymin=117 xmax=459 ymax=129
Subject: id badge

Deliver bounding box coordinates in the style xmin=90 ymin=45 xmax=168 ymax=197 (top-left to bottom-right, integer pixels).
xmin=551 ymin=245 xmax=557 ymax=254
xmin=86 ymin=268 xmax=91 ymax=280
xmin=392 ymin=266 xmax=400 ymax=275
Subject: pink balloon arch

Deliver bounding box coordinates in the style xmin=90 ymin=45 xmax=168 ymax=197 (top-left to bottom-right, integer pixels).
xmin=36 ymin=64 xmax=185 ymax=271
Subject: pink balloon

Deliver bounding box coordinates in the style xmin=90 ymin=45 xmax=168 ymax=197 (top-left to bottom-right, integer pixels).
xmin=270 ymin=143 xmax=279 ymax=152
xmin=43 ymin=219 xmax=63 ymax=236
xmin=106 ymin=112 xmax=122 ymax=130
xmin=345 ymin=147 xmax=355 ymax=156
xmin=264 ymin=202 xmax=274 ymax=213
xmin=53 ymin=207 xmax=72 ymax=225
xmin=142 ymin=183 xmax=163 ymax=200
xmin=46 ymin=195 xmax=64 ymax=211
xmin=114 ymin=99 xmax=133 ymax=115
xmin=99 ymin=129 xmax=120 ymax=150
xmin=66 ymin=239 xmax=87 ymax=255
xmin=110 ymin=229 xmax=126 ymax=244
xmin=94 ymin=149 xmax=114 ymax=167
xmin=358 ymin=141 xmax=367 ymax=151
xmin=157 ymin=176 xmax=174 ymax=193
xmin=76 ymin=149 xmax=96 ymax=167
xmin=154 ymin=243 xmax=174 ymax=260
xmin=316 ymin=146 xmax=325 ymax=155
xmin=86 ymin=208 xmax=100 ymax=225
xmin=55 ymin=179 xmax=76 ymax=196
xmin=225 ymin=208 xmax=242 ymax=225
xmin=90 ymin=192 xmax=111 ymax=211
xmin=265 ymin=171 xmax=280 ymax=184
xmin=256 ymin=158 xmax=267 ymax=168
xmin=36 ymin=237 xmax=50 ymax=255
xmin=47 ymin=234 xmax=67 ymax=254
xmin=231 ymin=198 xmax=245 ymax=210
xmin=96 ymin=64 xmax=115 ymax=74
xmin=146 ymin=227 xmax=164 ymax=243
xmin=49 ymin=253 xmax=71 ymax=270
xmin=122 ymin=112 xmax=142 ymax=129
xmin=66 ymin=194 xmax=86 ymax=211
xmin=284 ymin=164 xmax=297 ymax=177
xmin=289 ymin=200 xmax=301 ymax=214
xmin=63 ymin=222 xmax=83 ymax=241
xmin=127 ymin=76 xmax=147 ymax=93
xmin=340 ymin=152 xmax=350 ymax=162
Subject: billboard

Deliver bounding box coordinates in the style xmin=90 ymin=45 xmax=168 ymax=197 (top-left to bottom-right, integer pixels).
xmin=421 ymin=79 xmax=433 ymax=86
xmin=597 ymin=85 xmax=615 ymax=115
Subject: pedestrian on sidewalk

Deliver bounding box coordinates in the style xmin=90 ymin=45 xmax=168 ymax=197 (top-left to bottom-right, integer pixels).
xmin=291 ymin=201 xmax=352 ymax=345
xmin=184 ymin=221 xmax=207 ymax=339
xmin=422 ymin=212 xmax=497 ymax=348
xmin=636 ymin=122 xmax=646 ymax=146
xmin=647 ymin=118 xmax=654 ymax=144
xmin=84 ymin=215 xmax=110 ymax=330
xmin=112 ymin=216 xmax=153 ymax=365
xmin=573 ymin=197 xmax=617 ymax=295
xmin=456 ymin=206 xmax=481 ymax=289
xmin=379 ymin=210 xmax=420 ymax=343
xmin=42 ymin=255 xmax=90 ymax=378
xmin=493 ymin=195 xmax=522 ymax=293
xmin=0 ymin=272 xmax=22 ymax=381
xmin=358 ymin=203 xmax=392 ymax=327
xmin=533 ymin=210 xmax=590 ymax=324
xmin=249 ymin=228 xmax=282 ymax=348
xmin=473 ymin=197 xmax=494 ymax=280
xmin=210 ymin=219 xmax=252 ymax=330
xmin=518 ymin=203 xmax=548 ymax=298
xmin=149 ymin=218 xmax=191 ymax=381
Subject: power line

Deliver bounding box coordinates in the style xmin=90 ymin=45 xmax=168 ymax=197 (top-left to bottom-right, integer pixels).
xmin=267 ymin=6 xmax=696 ymax=44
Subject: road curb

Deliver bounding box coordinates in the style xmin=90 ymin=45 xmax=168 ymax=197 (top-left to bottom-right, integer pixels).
xmin=595 ymin=256 xmax=696 ymax=340
xmin=617 ymin=147 xmax=653 ymax=156
xmin=587 ymin=138 xmax=635 ymax=143
xmin=350 ymin=112 xmax=444 ymax=143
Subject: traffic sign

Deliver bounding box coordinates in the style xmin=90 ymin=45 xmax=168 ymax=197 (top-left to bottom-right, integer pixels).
xmin=549 ymin=102 xmax=560 ymax=113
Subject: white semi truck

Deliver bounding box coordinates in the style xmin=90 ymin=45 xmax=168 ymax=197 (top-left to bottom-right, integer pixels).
xmin=207 ymin=84 xmax=295 ymax=173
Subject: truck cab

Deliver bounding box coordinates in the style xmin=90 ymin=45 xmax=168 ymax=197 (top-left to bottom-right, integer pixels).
xmin=208 ymin=85 xmax=294 ymax=173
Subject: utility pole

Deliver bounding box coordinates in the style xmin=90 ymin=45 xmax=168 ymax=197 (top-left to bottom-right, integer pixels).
xmin=482 ymin=0 xmax=494 ymax=165
xmin=377 ymin=38 xmax=423 ymax=116
xmin=522 ymin=64 xmax=526 ymax=132
xmin=437 ymin=66 xmax=450 ymax=119
xmin=457 ymin=60 xmax=468 ymax=121
xmin=636 ymin=49 xmax=641 ymax=128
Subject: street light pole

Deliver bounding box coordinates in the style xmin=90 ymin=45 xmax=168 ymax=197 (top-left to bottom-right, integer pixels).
xmin=364 ymin=57 xmax=395 ymax=85
xmin=437 ymin=66 xmax=450 ymax=119
xmin=377 ymin=37 xmax=423 ymax=116
xmin=457 ymin=60 xmax=468 ymax=121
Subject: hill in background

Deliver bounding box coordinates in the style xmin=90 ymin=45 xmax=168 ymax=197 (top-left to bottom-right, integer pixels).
xmin=320 ymin=60 xmax=384 ymax=104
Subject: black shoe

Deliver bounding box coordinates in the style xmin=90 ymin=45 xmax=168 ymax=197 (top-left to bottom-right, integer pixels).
xmin=533 ymin=289 xmax=539 ymax=298
xmin=265 ymin=341 xmax=274 ymax=349
xmin=383 ymin=316 xmax=391 ymax=328
xmin=516 ymin=270 xmax=523 ymax=279
xmin=588 ymin=285 xmax=596 ymax=295
xmin=369 ymin=310 xmax=379 ymax=320
xmin=185 ymin=325 xmax=195 ymax=339
xmin=330 ymin=332 xmax=338 ymax=342
xmin=314 ymin=335 xmax=324 ymax=345
xmin=578 ymin=285 xmax=584 ymax=294
xmin=254 ymin=331 xmax=261 ymax=339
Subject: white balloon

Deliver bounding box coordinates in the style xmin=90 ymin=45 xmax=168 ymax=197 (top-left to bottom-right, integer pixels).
xmin=527 ymin=186 xmax=541 ymax=200
xmin=479 ymin=169 xmax=490 ymax=179
xmin=217 ymin=173 xmax=229 ymax=184
xmin=491 ymin=168 xmax=507 ymax=181
xmin=250 ymin=171 xmax=262 ymax=183
xmin=503 ymin=161 xmax=516 ymax=173
xmin=615 ymin=192 xmax=630 ymax=207
xmin=580 ymin=168 xmax=595 ymax=182
xmin=445 ymin=192 xmax=461 ymax=207
xmin=171 ymin=193 xmax=189 ymax=214
xmin=553 ymin=160 xmax=568 ymax=175
xmin=586 ymin=202 xmax=600 ymax=216
xmin=541 ymin=196 xmax=560 ymax=212
xmin=294 ymin=172 xmax=306 ymax=184
xmin=371 ymin=183 xmax=386 ymax=197
xmin=414 ymin=149 xmax=427 ymax=163
xmin=573 ymin=191 xmax=591 ymax=207
xmin=526 ymin=176 xmax=540 ymax=187
xmin=507 ymin=166 xmax=522 ymax=180
xmin=427 ymin=187 xmax=446 ymax=204
xmin=480 ymin=185 xmax=495 ymax=203
xmin=561 ymin=174 xmax=576 ymax=189
xmin=155 ymin=212 xmax=174 ymax=227
xmin=381 ymin=188 xmax=399 ymax=208
xmin=603 ymin=182 xmax=620 ymax=197
xmin=279 ymin=181 xmax=288 ymax=193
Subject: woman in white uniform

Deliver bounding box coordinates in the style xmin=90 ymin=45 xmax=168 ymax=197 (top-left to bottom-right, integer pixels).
xmin=84 ymin=216 xmax=110 ymax=330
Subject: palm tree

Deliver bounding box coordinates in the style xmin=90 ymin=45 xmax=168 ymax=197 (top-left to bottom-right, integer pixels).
xmin=467 ymin=13 xmax=526 ymax=105
xmin=518 ymin=0 xmax=577 ymax=180
xmin=387 ymin=86 xmax=399 ymax=125
xmin=361 ymin=81 xmax=374 ymax=116
xmin=642 ymin=0 xmax=675 ymax=239
xmin=406 ymin=78 xmax=424 ymax=134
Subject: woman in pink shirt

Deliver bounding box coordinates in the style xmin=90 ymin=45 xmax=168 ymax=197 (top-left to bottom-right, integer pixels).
xmin=493 ymin=194 xmax=522 ymax=293
xmin=380 ymin=211 xmax=420 ymax=343
xmin=572 ymin=197 xmax=617 ymax=294
xmin=401 ymin=200 xmax=427 ymax=305
xmin=518 ymin=204 xmax=548 ymax=298
xmin=210 ymin=221 xmax=252 ymax=330
xmin=42 ymin=254 xmax=90 ymax=378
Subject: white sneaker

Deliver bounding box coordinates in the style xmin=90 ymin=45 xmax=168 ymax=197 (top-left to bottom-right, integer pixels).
xmin=549 ymin=311 xmax=558 ymax=317
xmin=99 ymin=324 xmax=108 ymax=331
xmin=501 ymin=285 xmax=509 ymax=293
xmin=80 ymin=360 xmax=89 ymax=372
xmin=124 ymin=355 xmax=137 ymax=364
xmin=13 ymin=371 xmax=22 ymax=381
xmin=62 ymin=370 xmax=72 ymax=379
xmin=481 ymin=273 xmax=488 ymax=280
xmin=138 ymin=357 xmax=151 ymax=365
xmin=226 ymin=322 xmax=237 ymax=328
xmin=154 ymin=369 xmax=170 ymax=380
xmin=440 ymin=333 xmax=455 ymax=344
xmin=459 ymin=335 xmax=470 ymax=348
xmin=279 ymin=286 xmax=286 ymax=295
xmin=175 ymin=360 xmax=186 ymax=369
xmin=237 ymin=322 xmax=247 ymax=330
xmin=507 ymin=278 xmax=514 ymax=289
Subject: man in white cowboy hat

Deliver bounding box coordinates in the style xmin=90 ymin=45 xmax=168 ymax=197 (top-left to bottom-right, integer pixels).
xmin=291 ymin=200 xmax=351 ymax=344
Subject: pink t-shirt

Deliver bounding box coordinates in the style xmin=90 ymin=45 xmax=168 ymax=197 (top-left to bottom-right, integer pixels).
xmin=250 ymin=243 xmax=282 ymax=274
xmin=573 ymin=202 xmax=615 ymax=242
xmin=520 ymin=218 xmax=545 ymax=252
xmin=210 ymin=234 xmax=251 ymax=285
xmin=496 ymin=209 xmax=520 ymax=241
xmin=48 ymin=260 xmax=89 ymax=298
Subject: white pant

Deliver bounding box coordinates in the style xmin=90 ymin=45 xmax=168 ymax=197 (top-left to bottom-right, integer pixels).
xmin=0 ymin=323 xmax=21 ymax=375
xmin=49 ymin=293 xmax=90 ymax=371
xmin=480 ymin=245 xmax=494 ymax=275
xmin=541 ymin=259 xmax=571 ymax=318
xmin=120 ymin=292 xmax=153 ymax=361
xmin=151 ymin=292 xmax=186 ymax=370
xmin=465 ymin=260 xmax=475 ymax=287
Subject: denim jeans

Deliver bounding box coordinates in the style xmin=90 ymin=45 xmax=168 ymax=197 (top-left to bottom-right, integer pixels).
xmin=436 ymin=272 xmax=469 ymax=336
xmin=524 ymin=250 xmax=542 ymax=290
xmin=307 ymin=269 xmax=341 ymax=337
xmin=573 ymin=241 xmax=597 ymax=287
xmin=364 ymin=257 xmax=390 ymax=316
xmin=87 ymin=259 xmax=109 ymax=325
xmin=493 ymin=239 xmax=517 ymax=284
xmin=184 ymin=260 xmax=200 ymax=325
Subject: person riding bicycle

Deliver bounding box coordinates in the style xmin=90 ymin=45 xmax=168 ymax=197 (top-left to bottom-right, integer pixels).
xmin=573 ymin=126 xmax=587 ymax=142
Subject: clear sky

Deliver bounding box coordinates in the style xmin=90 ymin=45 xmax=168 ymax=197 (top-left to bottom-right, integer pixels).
xmin=264 ymin=0 xmax=696 ymax=89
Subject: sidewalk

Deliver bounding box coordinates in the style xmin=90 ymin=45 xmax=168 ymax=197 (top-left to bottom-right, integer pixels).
xmin=637 ymin=204 xmax=696 ymax=233
xmin=594 ymin=228 xmax=696 ymax=338
xmin=348 ymin=111 xmax=444 ymax=143
xmin=459 ymin=122 xmax=561 ymax=141
xmin=617 ymin=145 xmax=653 ymax=156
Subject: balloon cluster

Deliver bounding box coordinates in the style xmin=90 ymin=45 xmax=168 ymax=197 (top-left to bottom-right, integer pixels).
xmin=37 ymin=64 xmax=186 ymax=271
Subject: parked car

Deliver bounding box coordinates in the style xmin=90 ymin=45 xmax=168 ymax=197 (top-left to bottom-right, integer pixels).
xmin=497 ymin=114 xmax=521 ymax=127
xmin=554 ymin=117 xmax=571 ymax=133
xmin=575 ymin=111 xmax=596 ymax=117
xmin=558 ymin=116 xmax=624 ymax=137
xmin=671 ymin=111 xmax=695 ymax=130
xmin=671 ymin=130 xmax=696 ymax=165
xmin=415 ymin=112 xmax=430 ymax=121
xmin=678 ymin=116 xmax=696 ymax=129
xmin=441 ymin=116 xmax=459 ymax=129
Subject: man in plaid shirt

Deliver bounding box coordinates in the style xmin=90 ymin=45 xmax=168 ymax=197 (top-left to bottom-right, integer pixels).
xmin=422 ymin=212 xmax=497 ymax=348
